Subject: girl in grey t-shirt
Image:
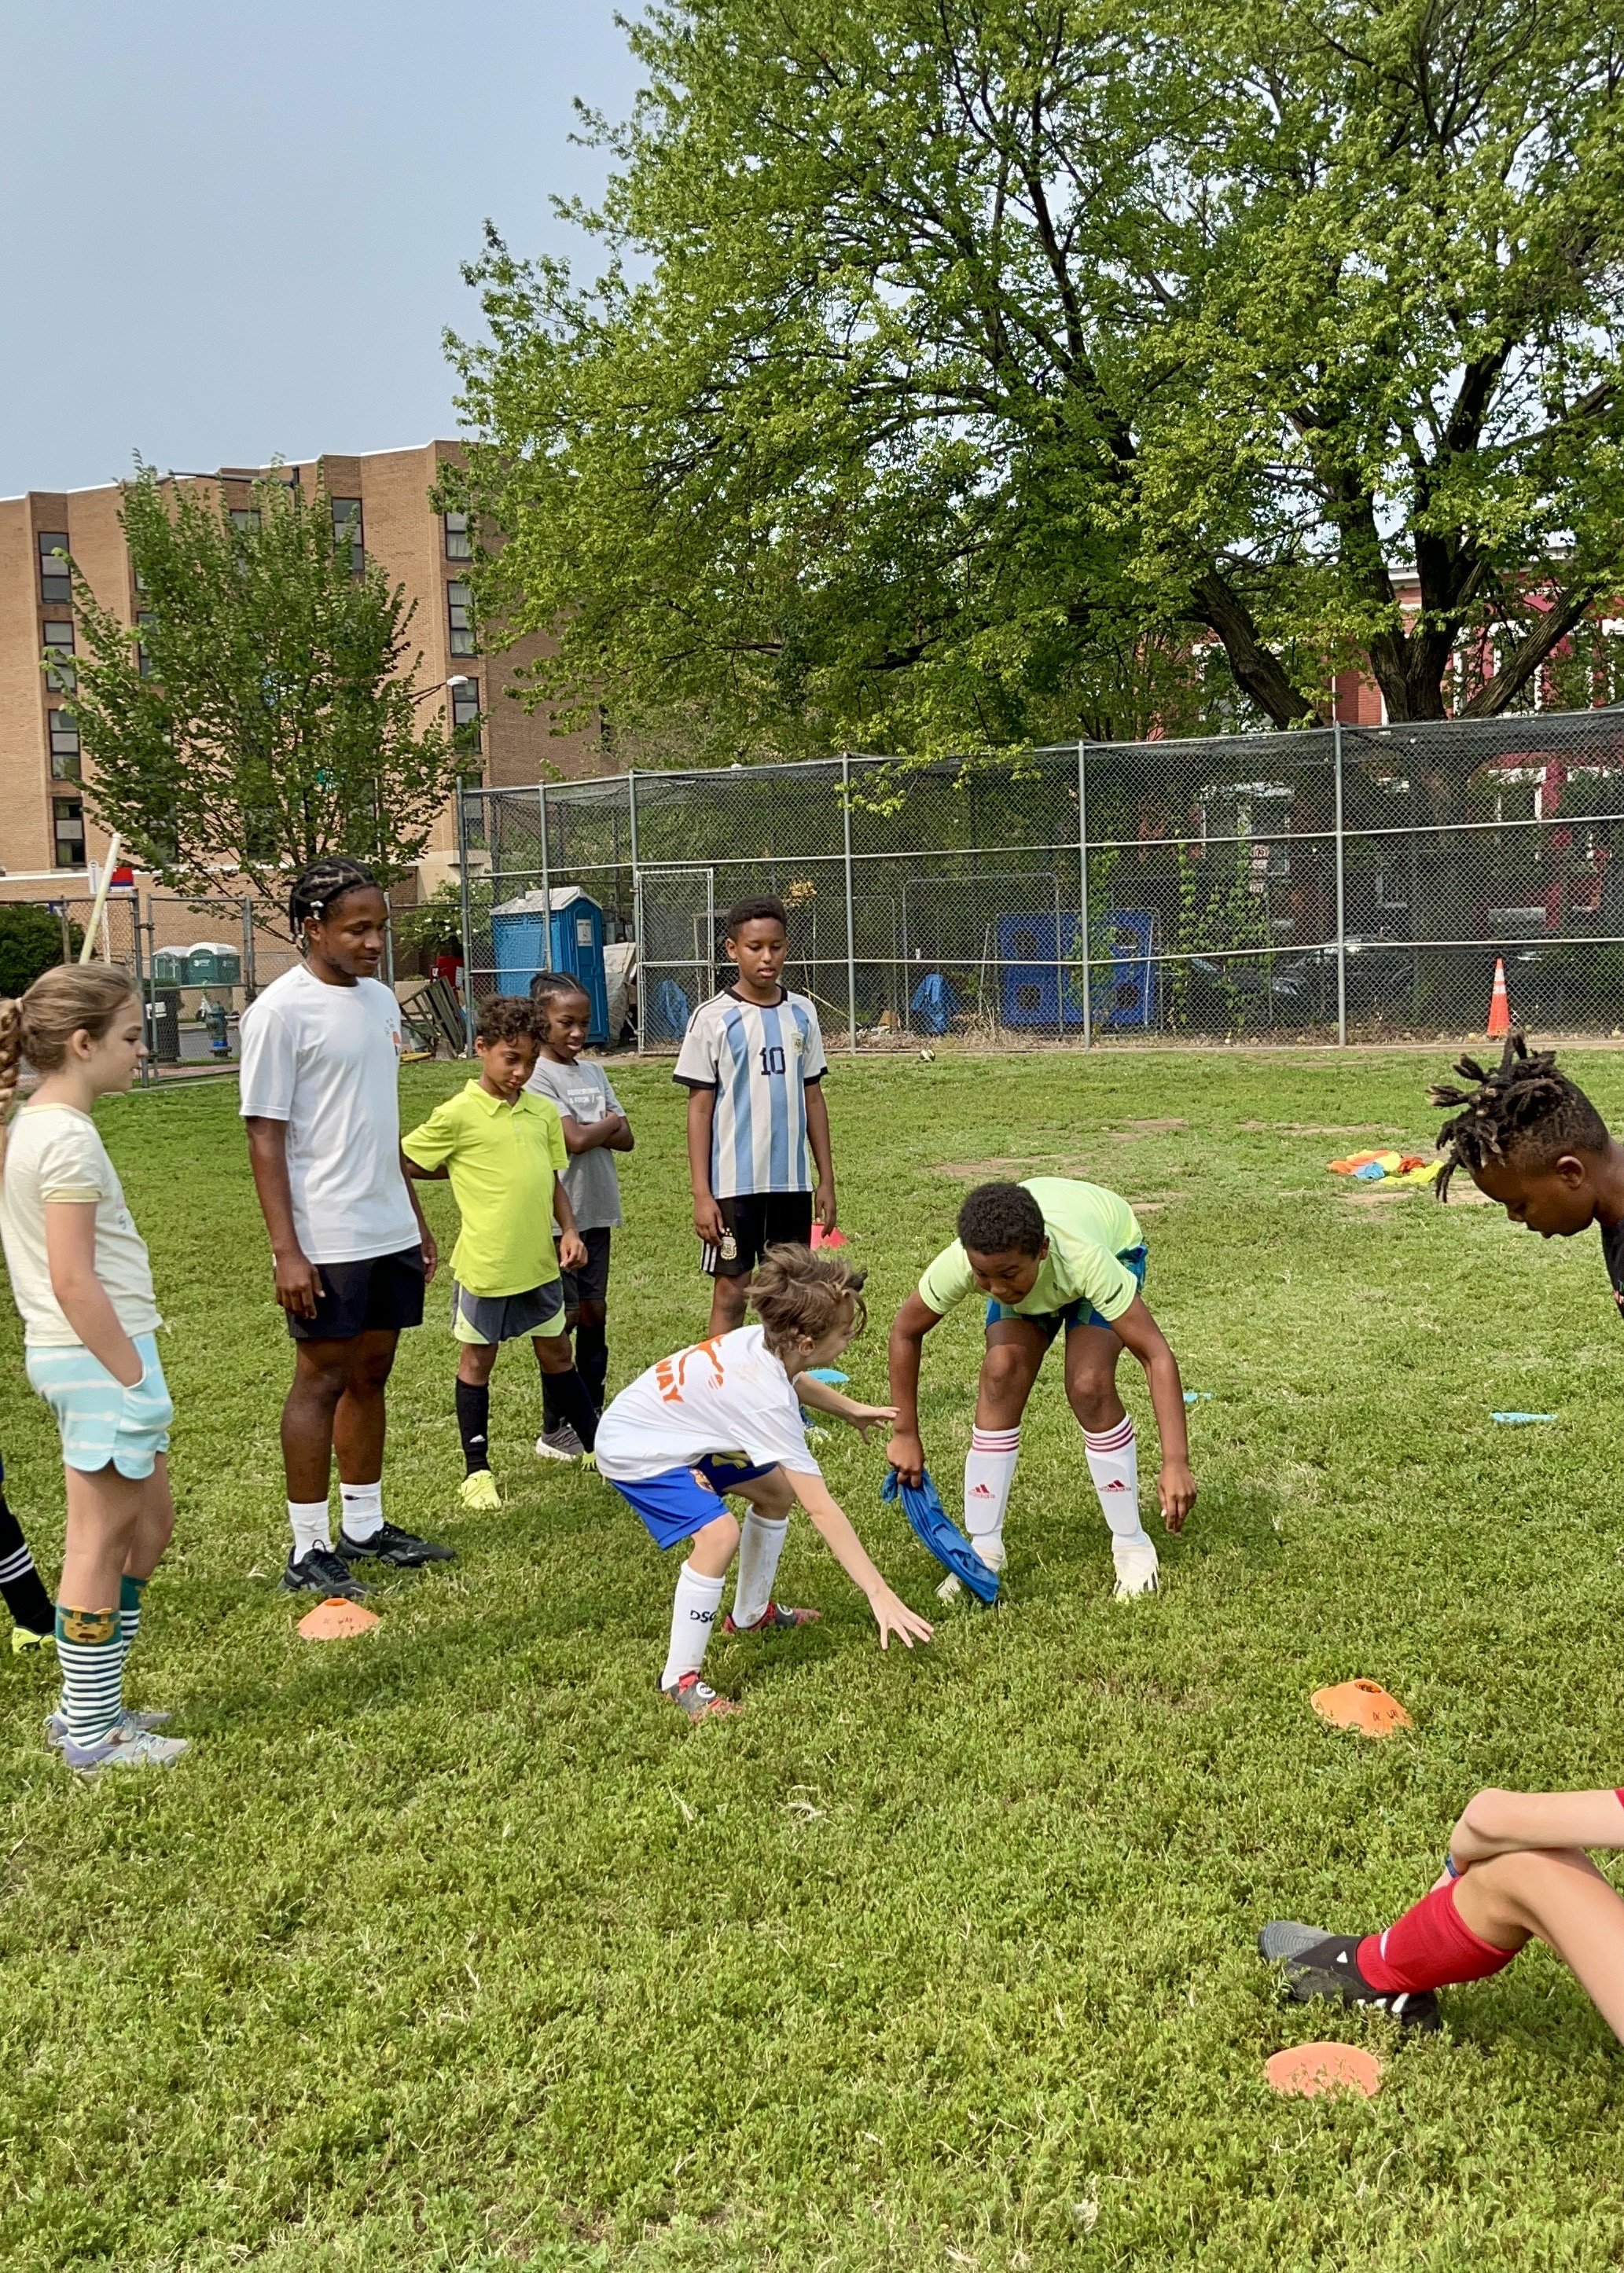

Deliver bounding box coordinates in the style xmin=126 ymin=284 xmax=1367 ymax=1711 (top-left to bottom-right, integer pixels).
xmin=525 ymin=973 xmax=634 ymax=1451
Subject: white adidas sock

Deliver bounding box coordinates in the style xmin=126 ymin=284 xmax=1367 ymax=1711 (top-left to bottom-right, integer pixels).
xmin=663 ymin=1562 xmax=726 ymax=1688
xmin=731 ymin=1515 xmax=789 ymax=1630
xmin=288 ymin=1499 xmax=333 ymax=1558
xmin=339 ymin=1482 xmax=384 ymax=1543
xmin=1084 ymin=1416 xmax=1151 ymax=1545
xmin=964 ymin=1424 xmax=1020 ymax=1563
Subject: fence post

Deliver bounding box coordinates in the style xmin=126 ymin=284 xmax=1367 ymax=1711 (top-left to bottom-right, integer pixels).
xmin=456 ymin=784 xmax=476 ymax=1054
xmin=130 ymin=893 xmax=150 ymax=1088
xmin=538 ymin=778 xmax=551 ymax=960
xmin=241 ymin=897 xmax=257 ymax=1003
xmin=1333 ymin=718 xmax=1347 ymax=1046
xmin=1078 ymin=741 xmax=1093 ymax=1051
xmin=841 ymin=752 xmax=858 ymax=1054
xmin=628 ymin=769 xmax=643 ymax=1055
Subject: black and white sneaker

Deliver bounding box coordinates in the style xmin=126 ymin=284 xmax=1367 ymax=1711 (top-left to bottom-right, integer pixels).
xmin=335 ymin=1521 xmax=454 ymax=1568
xmin=281 ymin=1544 xmax=369 ymax=1600
xmin=1258 ymin=1921 xmax=1441 ymax=2032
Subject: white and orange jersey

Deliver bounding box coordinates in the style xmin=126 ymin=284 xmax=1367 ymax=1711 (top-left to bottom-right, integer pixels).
xmin=594 ymin=1324 xmax=819 ymax=1485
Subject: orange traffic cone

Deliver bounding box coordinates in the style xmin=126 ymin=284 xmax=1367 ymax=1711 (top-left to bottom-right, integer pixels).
xmin=1487 ymin=957 xmax=1512 ymax=1038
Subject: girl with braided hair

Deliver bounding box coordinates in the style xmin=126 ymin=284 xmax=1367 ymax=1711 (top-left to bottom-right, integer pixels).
xmin=1430 ymin=1032 xmax=1624 ymax=1310
xmin=0 ymin=968 xmax=186 ymax=1772
xmin=240 ymin=858 xmax=451 ymax=1599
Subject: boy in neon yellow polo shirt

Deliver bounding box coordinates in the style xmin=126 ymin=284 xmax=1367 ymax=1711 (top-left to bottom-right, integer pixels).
xmin=887 ymin=1178 xmax=1196 ymax=1600
xmin=401 ymin=997 xmax=598 ymax=1510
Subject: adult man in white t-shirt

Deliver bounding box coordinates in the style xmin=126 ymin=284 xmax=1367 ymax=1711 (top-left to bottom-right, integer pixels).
xmin=239 ymin=858 xmax=451 ymax=1599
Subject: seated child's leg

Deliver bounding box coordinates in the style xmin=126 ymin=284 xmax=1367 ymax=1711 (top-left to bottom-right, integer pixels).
xmin=1457 ymin=1849 xmax=1624 ymax=2040
xmin=533 ymin=1328 xmax=599 ymax=1453
xmin=728 ymin=1468 xmax=799 ymax=1629
xmin=1065 ymin=1324 xmax=1151 ymax=1550
xmin=664 ymin=1509 xmax=740 ymax=1689
xmin=455 ymin=1339 xmax=500 ymax=1476
xmin=0 ymin=1459 xmax=54 ymax=1639
xmin=966 ymin=1323 xmax=1045 ymax=1559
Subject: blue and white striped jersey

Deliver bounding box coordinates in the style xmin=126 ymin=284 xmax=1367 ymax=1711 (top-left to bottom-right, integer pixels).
xmin=674 ymin=988 xmax=828 ymax=1199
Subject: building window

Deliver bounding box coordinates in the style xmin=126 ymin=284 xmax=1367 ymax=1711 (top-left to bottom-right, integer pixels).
xmin=49 ymin=710 xmax=82 ymax=782
xmin=137 ymin=610 xmax=156 ymax=679
xmin=450 ymin=677 xmax=481 ymax=734
xmin=443 ymin=510 xmax=472 ymax=561
xmin=446 ymin=579 xmax=476 ymax=655
xmin=332 ymin=496 xmax=364 ymax=574
xmin=229 ymin=507 xmax=261 ymax=534
xmin=43 ymin=620 xmax=75 ymax=691
xmin=38 ymin=531 xmax=71 ymax=604
xmin=53 ymin=798 xmax=85 ymax=868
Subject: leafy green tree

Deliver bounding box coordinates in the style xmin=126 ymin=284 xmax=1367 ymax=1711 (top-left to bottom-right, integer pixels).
xmin=61 ymin=468 xmax=473 ymax=898
xmin=450 ymin=0 xmax=1624 ymax=790
xmin=0 ymin=905 xmax=84 ymax=997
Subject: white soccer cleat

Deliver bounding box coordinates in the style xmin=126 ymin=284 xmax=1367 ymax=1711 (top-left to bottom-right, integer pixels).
xmin=936 ymin=1535 xmax=1006 ymax=1603
xmin=1111 ymin=1536 xmax=1160 ymax=1600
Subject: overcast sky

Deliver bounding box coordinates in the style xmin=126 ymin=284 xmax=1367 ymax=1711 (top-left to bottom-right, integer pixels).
xmin=0 ymin=0 xmax=641 ymax=498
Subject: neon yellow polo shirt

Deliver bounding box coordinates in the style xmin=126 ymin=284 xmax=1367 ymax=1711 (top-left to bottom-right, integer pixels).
xmin=918 ymin=1177 xmax=1144 ymax=1322
xmin=401 ymin=1081 xmax=568 ymax=1298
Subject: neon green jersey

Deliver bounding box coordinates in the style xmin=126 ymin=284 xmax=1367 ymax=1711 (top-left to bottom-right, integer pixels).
xmin=917 ymin=1177 xmax=1143 ymax=1323
xmin=401 ymin=1081 xmax=568 ymax=1297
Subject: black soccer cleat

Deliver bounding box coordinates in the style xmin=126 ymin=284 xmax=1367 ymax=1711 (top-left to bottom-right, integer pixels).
xmin=335 ymin=1520 xmax=455 ymax=1568
xmin=1258 ymin=1920 xmax=1442 ymax=2032
xmin=281 ymin=1544 xmax=370 ymax=1601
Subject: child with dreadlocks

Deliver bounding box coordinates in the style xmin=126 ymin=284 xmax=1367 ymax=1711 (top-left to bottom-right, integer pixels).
xmin=1430 ymin=1031 xmax=1624 ymax=1283
xmin=240 ymin=858 xmax=452 ymax=1598
xmin=595 ymin=1244 xmax=932 ymax=1721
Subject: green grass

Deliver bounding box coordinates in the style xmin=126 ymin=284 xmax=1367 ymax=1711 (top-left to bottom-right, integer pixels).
xmin=5 ymin=1046 xmax=1624 ymax=2270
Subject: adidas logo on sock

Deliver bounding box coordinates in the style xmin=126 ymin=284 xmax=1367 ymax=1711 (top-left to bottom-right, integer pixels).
xmin=969 ymin=1484 xmax=994 ymax=1497
xmin=1104 ymin=1479 xmax=1127 ymax=1492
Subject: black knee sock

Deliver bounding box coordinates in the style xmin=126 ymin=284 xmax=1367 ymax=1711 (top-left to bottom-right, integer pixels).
xmin=543 ymin=1367 xmax=598 ymax=1452
xmin=575 ymin=1319 xmax=608 ymax=1412
xmin=0 ymin=1486 xmax=54 ymax=1637
xmin=540 ymin=1372 xmax=560 ymax=1432
xmin=455 ymin=1379 xmax=491 ymax=1473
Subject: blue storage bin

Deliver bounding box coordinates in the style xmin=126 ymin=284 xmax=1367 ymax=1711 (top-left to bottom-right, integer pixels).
xmin=996 ymin=909 xmax=1156 ymax=1030
xmin=489 ymin=887 xmax=609 ymax=1043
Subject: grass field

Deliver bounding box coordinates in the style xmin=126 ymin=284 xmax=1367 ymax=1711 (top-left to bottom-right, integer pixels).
xmin=4 ymin=1044 xmax=1624 ymax=2271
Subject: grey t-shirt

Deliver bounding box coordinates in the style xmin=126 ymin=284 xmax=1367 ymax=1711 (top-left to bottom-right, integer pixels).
xmin=524 ymin=1056 xmax=626 ymax=1231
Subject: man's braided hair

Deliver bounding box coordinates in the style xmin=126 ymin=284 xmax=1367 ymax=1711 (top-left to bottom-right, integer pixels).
xmin=1428 ymin=1031 xmax=1609 ymax=1200
xmin=288 ymin=857 xmax=379 ymax=940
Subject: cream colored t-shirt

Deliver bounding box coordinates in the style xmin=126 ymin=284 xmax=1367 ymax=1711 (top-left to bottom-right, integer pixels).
xmin=0 ymin=1103 xmax=160 ymax=1346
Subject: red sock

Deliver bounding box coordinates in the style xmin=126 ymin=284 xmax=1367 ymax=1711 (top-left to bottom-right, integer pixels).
xmin=1357 ymin=1880 xmax=1518 ymax=1995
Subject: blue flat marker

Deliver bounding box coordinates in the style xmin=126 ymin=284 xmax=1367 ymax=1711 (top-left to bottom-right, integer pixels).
xmin=1183 ymin=1391 xmax=1213 ymax=1405
xmin=1491 ymin=1412 xmax=1556 ymax=1425
xmin=806 ymin=1368 xmax=849 ymax=1386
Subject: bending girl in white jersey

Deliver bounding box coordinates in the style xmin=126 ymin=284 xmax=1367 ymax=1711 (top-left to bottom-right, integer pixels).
xmin=596 ymin=1245 xmax=933 ymax=1721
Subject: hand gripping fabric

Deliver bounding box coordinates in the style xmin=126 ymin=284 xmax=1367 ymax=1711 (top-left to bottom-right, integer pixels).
xmin=882 ymin=1467 xmax=1001 ymax=1605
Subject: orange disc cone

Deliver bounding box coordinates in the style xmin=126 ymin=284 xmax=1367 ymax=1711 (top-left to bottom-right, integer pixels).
xmin=1310 ymin=1679 xmax=1413 ymax=1738
xmin=297 ymin=1596 xmax=380 ymax=1640
xmin=1266 ymin=2043 xmax=1383 ymax=2099
xmin=1486 ymin=957 xmax=1512 ymax=1038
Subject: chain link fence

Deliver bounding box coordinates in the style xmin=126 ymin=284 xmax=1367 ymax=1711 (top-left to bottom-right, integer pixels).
xmin=457 ymin=705 xmax=1624 ymax=1049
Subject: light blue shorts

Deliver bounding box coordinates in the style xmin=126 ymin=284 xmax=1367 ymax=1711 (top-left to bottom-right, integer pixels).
xmin=25 ymin=1333 xmax=173 ymax=1479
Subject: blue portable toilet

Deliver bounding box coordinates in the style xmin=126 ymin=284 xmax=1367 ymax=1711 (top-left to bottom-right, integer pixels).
xmin=489 ymin=887 xmax=609 ymax=1043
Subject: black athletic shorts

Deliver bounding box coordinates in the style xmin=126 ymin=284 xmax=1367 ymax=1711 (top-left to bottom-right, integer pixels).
xmin=557 ymin=1225 xmax=613 ymax=1310
xmin=700 ymin=1192 xmax=814 ymax=1279
xmin=287 ymin=1245 xmax=426 ymax=1342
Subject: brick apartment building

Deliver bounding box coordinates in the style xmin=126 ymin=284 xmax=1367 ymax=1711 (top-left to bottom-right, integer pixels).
xmin=0 ymin=441 xmax=604 ymax=905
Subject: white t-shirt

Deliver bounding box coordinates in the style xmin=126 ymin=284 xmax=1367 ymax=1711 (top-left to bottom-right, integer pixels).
xmin=237 ymin=964 xmax=418 ymax=1265
xmin=0 ymin=1103 xmax=161 ymax=1346
xmin=595 ymin=1323 xmax=821 ymax=1483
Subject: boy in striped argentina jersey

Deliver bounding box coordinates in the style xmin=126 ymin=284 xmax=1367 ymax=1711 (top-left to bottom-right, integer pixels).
xmin=675 ymin=897 xmax=836 ymax=1337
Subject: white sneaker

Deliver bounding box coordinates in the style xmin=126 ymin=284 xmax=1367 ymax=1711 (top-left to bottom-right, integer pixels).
xmin=937 ymin=1535 xmax=1006 ymax=1603
xmin=1111 ymin=1536 xmax=1160 ymax=1600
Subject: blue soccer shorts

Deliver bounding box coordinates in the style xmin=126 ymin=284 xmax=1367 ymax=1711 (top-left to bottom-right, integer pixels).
xmin=986 ymin=1243 xmax=1148 ymax=1343
xmin=609 ymin=1456 xmax=777 ymax=1550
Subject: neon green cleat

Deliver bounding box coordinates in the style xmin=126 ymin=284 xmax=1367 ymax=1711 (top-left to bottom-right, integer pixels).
xmin=458 ymin=1470 xmax=502 ymax=1512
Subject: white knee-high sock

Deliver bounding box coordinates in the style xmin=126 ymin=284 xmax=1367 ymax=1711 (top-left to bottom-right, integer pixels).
xmin=964 ymin=1425 xmax=1020 ymax=1557
xmin=339 ymin=1481 xmax=384 ymax=1542
xmin=1084 ymin=1416 xmax=1150 ymax=1544
xmin=662 ymin=1562 xmax=726 ymax=1688
xmin=730 ymin=1515 xmax=788 ymax=1630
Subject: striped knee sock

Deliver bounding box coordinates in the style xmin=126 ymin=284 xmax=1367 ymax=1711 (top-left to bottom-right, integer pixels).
xmin=118 ymin=1573 xmax=148 ymax=1675
xmin=54 ymin=1605 xmax=123 ymax=1749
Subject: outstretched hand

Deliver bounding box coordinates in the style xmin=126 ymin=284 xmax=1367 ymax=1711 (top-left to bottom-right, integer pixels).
xmin=845 ymin=1401 xmax=898 ymax=1442
xmin=868 ymin=1584 xmax=934 ymax=1649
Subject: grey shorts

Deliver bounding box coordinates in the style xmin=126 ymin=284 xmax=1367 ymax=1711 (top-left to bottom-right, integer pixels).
xmin=450 ymin=1279 xmax=567 ymax=1346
